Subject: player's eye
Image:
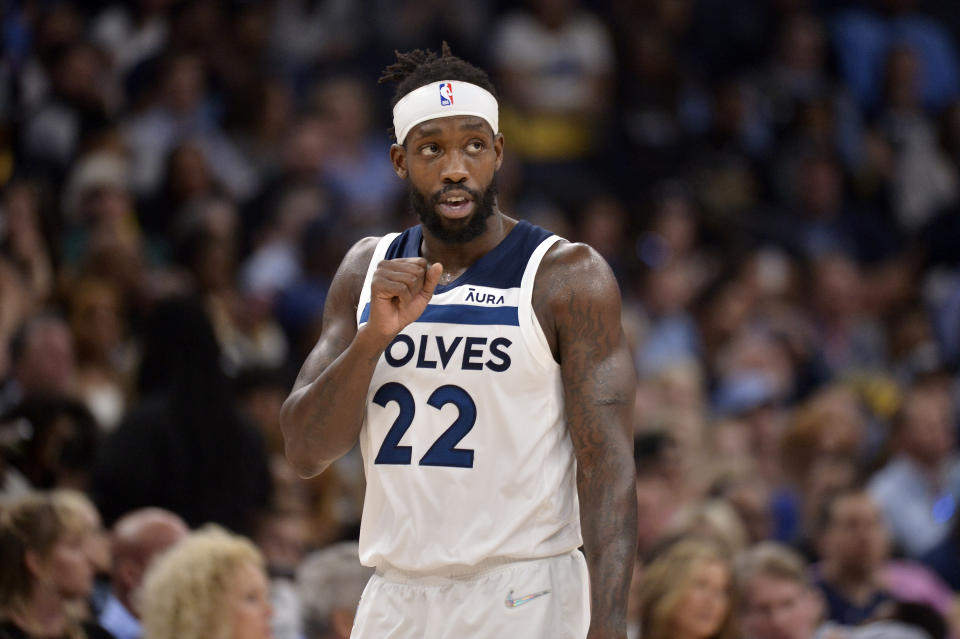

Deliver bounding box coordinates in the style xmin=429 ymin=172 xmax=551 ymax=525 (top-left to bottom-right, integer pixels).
xmin=467 ymin=140 xmax=485 ymax=152
xmin=420 ymin=143 xmax=440 ymax=156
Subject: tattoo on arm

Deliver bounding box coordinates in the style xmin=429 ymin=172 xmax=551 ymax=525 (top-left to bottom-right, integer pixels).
xmin=549 ymin=244 xmax=637 ymax=637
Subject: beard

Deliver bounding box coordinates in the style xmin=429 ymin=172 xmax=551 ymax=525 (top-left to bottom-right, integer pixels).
xmin=410 ymin=177 xmax=498 ymax=244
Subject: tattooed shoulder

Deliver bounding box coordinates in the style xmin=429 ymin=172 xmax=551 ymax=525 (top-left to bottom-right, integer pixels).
xmin=533 ymin=241 xmax=623 ymax=364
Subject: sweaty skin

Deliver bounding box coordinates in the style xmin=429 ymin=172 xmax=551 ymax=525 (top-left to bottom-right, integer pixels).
xmin=280 ymin=115 xmax=637 ymax=639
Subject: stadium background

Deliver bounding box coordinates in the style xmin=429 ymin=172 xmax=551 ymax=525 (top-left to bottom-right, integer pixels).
xmin=4 ymin=0 xmax=960 ymax=636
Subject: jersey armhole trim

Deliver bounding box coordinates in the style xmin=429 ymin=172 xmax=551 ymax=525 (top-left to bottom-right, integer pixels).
xmin=357 ymin=233 xmax=401 ymax=326
xmin=519 ymin=235 xmax=563 ymax=370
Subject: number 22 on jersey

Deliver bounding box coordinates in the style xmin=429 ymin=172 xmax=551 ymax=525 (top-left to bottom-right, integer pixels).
xmin=372 ymin=382 xmax=476 ymax=468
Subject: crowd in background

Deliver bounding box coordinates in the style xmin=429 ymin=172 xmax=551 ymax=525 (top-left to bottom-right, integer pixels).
xmin=3 ymin=0 xmax=960 ymax=637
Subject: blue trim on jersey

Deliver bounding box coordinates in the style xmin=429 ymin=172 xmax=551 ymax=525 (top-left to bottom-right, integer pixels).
xmin=360 ymin=303 xmax=519 ymax=326
xmin=384 ymin=220 xmax=554 ymax=291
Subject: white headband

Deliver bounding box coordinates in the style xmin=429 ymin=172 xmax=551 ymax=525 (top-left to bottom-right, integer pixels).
xmin=392 ymin=81 xmax=499 ymax=145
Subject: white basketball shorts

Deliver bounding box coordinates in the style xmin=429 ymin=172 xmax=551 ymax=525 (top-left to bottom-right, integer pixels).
xmin=350 ymin=550 xmax=590 ymax=639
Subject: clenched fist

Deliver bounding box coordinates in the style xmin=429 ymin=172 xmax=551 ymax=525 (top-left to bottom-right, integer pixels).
xmin=363 ymin=257 xmax=443 ymax=347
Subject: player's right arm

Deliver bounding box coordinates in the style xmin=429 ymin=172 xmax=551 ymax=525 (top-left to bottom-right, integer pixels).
xmin=280 ymin=237 xmax=442 ymax=478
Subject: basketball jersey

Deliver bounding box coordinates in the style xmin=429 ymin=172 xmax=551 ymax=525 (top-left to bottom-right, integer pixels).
xmin=355 ymin=220 xmax=583 ymax=573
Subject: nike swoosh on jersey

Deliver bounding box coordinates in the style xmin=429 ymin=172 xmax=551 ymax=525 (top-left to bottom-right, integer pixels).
xmin=504 ymin=589 xmax=551 ymax=608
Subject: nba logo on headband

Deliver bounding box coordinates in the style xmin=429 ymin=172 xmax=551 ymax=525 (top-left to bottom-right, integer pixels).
xmin=439 ymin=82 xmax=453 ymax=107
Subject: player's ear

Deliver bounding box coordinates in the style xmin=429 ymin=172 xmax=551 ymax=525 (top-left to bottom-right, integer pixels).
xmin=390 ymin=143 xmax=408 ymax=179
xmin=493 ymin=133 xmax=504 ymax=171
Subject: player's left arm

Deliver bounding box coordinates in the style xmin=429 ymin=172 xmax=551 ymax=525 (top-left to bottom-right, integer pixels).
xmin=537 ymin=241 xmax=638 ymax=639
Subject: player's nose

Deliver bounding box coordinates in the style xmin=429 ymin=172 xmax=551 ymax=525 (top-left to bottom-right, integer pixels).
xmin=440 ymin=149 xmax=469 ymax=183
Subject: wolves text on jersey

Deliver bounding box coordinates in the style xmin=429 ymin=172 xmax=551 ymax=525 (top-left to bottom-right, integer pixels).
xmin=384 ymin=334 xmax=512 ymax=372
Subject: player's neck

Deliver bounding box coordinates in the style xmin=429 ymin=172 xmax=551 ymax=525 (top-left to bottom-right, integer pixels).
xmin=420 ymin=212 xmax=515 ymax=279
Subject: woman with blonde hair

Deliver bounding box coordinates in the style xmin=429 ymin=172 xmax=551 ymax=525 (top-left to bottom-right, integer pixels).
xmin=139 ymin=526 xmax=272 ymax=639
xmin=0 ymin=491 xmax=113 ymax=639
xmin=638 ymin=538 xmax=738 ymax=639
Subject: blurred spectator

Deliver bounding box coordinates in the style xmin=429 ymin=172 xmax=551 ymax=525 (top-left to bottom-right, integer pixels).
xmin=780 ymin=386 xmax=869 ymax=488
xmin=68 ymin=276 xmax=133 ymax=432
xmin=372 ymin=0 xmax=491 ymax=61
xmin=779 ymin=155 xmax=899 ymax=264
xmin=634 ymin=261 xmax=700 ymax=377
xmin=0 ymin=258 xmax=32 ymax=385
xmin=124 ymin=52 xmax=255 ymax=201
xmin=140 ymin=525 xmax=273 ymax=639
xmin=614 ymin=15 xmax=710 ymax=189
xmin=1 ymin=181 xmax=54 ymax=305
xmin=253 ymin=508 xmax=308 ymax=639
xmin=667 ymin=499 xmax=751 ymax=557
xmin=243 ymin=114 xmax=331 ymax=243
xmin=876 ymin=45 xmax=959 ymax=234
xmin=775 ymin=385 xmax=871 ymax=547
xmin=254 ymin=501 xmax=306 ymax=568
xmin=296 ymin=541 xmax=374 ymax=639
xmin=91 ymin=296 xmax=272 ymax=535
xmin=22 ymin=40 xmax=117 ymax=174
xmin=712 ymin=467 xmax=774 ymax=545
xmin=637 ymin=406 xmax=708 ymax=499
xmin=788 ymin=454 xmax=859 ymax=560
xmin=144 ymin=141 xmax=224 ymax=237
xmin=759 ymin=13 xmax=863 ymax=170
xmin=240 ymin=178 xmax=333 ymax=304
xmin=635 ymin=431 xmax=686 ymax=556
xmin=886 ymin=304 xmax=942 ymax=385
xmin=173 ymin=197 xmax=288 ymax=372
xmin=637 ymin=183 xmax=714 ymax=298
xmin=736 ymin=542 xmax=841 ymax=639
xmin=269 ymin=0 xmax=367 ymax=75
xmin=712 ymin=371 xmax=786 ymax=488
xmin=576 ymin=194 xmax=631 ymax=286
xmin=59 ymin=489 xmax=113 ymax=618
xmin=8 ymin=4 xmax=85 ymax=117
xmin=1 ymin=395 xmax=100 ymax=492
xmin=490 ymin=0 xmax=615 ymax=201
xmin=311 ymin=76 xmax=404 ymax=236
xmin=920 ymin=509 xmax=960 ymax=591
xmin=648 ymin=359 xmax=708 ymax=417
xmin=235 ymin=366 xmax=288 ymax=457
xmin=60 ymin=150 xmax=141 ymax=270
xmin=1 ymin=313 xmax=77 ymax=413
xmin=695 ymin=278 xmax=757 ymax=380
xmin=811 ymin=489 xmax=894 ymax=625
xmin=0 ymin=490 xmax=114 ymax=639
xmin=273 ymin=218 xmax=345 ymax=355
xmin=90 ymin=0 xmax=172 ymax=79
xmin=99 ymin=507 xmax=188 ymax=639
xmin=830 ymin=0 xmax=960 ymax=114
xmin=868 ymin=381 xmax=960 ymax=557
xmin=810 ymin=253 xmax=888 ymax=375
xmin=226 ymin=78 xmax=291 ymax=181
xmin=637 ymin=538 xmax=737 ymax=639
xmin=713 ymin=332 xmax=795 ymax=413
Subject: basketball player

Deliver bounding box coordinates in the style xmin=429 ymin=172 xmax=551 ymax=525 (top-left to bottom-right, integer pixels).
xmin=281 ymin=44 xmax=637 ymax=638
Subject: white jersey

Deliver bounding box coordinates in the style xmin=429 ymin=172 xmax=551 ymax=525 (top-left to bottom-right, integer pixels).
xmin=355 ymin=221 xmax=582 ymax=573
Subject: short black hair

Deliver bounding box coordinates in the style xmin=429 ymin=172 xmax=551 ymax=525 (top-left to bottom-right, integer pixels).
xmin=378 ymin=42 xmax=497 ymax=141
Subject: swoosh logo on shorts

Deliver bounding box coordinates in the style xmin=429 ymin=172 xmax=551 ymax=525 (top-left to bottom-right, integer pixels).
xmin=504 ymin=589 xmax=551 ymax=608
